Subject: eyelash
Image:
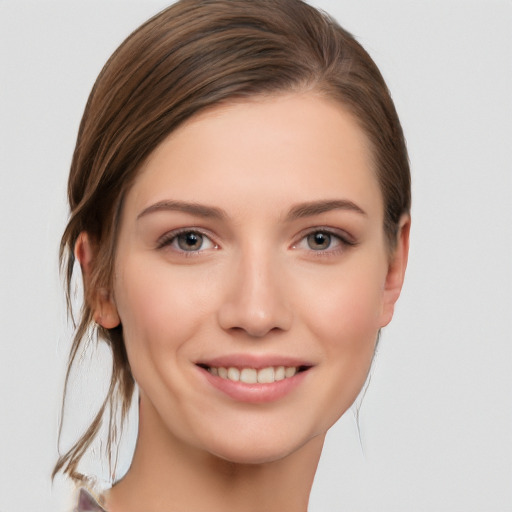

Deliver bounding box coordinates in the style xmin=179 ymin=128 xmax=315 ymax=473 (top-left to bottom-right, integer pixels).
xmin=156 ymin=227 xmax=356 ymax=257
xmin=292 ymin=228 xmax=356 ymax=256
xmin=156 ymin=228 xmax=218 ymax=255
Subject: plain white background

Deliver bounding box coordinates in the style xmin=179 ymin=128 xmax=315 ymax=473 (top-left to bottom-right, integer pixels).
xmin=1 ymin=1 xmax=511 ymax=511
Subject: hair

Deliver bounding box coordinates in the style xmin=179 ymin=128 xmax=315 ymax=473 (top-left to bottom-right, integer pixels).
xmin=54 ymin=0 xmax=410 ymax=482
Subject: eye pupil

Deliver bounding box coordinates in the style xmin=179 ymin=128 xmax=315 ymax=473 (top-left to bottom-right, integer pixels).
xmin=307 ymin=232 xmax=331 ymax=250
xmin=177 ymin=232 xmax=202 ymax=251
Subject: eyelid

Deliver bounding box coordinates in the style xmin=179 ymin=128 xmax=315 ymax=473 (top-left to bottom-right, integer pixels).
xmin=291 ymin=226 xmax=357 ymax=252
xmin=156 ymin=227 xmax=219 ymax=252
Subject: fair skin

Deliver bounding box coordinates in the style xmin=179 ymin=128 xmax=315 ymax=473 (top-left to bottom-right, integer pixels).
xmin=78 ymin=92 xmax=409 ymax=512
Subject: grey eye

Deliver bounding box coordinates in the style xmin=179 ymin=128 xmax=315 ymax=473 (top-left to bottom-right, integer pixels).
xmin=176 ymin=232 xmax=204 ymax=251
xmin=306 ymin=232 xmax=332 ymax=250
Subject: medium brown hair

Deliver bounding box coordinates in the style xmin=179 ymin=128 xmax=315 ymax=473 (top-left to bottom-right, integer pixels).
xmin=55 ymin=0 xmax=410 ymax=482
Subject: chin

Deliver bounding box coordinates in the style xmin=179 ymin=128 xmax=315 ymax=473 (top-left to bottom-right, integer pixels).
xmin=198 ymin=425 xmax=321 ymax=466
xmin=212 ymin=446 xmax=293 ymax=466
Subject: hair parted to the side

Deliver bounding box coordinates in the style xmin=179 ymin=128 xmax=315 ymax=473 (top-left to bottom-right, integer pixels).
xmin=54 ymin=0 xmax=411 ymax=483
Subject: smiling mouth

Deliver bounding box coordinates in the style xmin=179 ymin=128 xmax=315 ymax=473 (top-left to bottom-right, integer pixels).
xmin=197 ymin=364 xmax=310 ymax=384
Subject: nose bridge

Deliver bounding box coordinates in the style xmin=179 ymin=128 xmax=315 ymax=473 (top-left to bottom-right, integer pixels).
xmin=217 ymin=241 xmax=292 ymax=337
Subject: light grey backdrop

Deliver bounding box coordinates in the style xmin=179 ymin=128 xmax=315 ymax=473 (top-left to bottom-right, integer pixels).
xmin=1 ymin=1 xmax=511 ymax=511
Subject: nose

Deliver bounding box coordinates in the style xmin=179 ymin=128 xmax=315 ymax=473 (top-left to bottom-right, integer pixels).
xmin=217 ymin=247 xmax=293 ymax=338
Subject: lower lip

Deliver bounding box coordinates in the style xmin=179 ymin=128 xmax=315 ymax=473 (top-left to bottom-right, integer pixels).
xmin=198 ymin=366 xmax=310 ymax=403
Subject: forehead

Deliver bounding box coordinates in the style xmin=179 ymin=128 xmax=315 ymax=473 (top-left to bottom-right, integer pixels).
xmin=126 ymin=92 xmax=382 ymax=221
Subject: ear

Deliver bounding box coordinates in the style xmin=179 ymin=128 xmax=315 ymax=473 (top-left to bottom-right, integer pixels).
xmin=380 ymin=215 xmax=411 ymax=327
xmin=75 ymin=232 xmax=120 ymax=329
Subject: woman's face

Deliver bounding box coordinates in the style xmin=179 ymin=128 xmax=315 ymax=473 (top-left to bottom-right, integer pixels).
xmin=107 ymin=93 xmax=407 ymax=464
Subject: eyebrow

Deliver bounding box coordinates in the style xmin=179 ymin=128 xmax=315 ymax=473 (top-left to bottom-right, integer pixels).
xmin=137 ymin=198 xmax=366 ymax=222
xmin=285 ymin=199 xmax=367 ymax=221
xmin=137 ymin=200 xmax=226 ymax=220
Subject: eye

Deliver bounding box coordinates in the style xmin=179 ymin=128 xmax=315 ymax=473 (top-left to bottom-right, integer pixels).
xmin=158 ymin=230 xmax=216 ymax=253
xmin=175 ymin=231 xmax=207 ymax=251
xmin=306 ymin=231 xmax=335 ymax=251
xmin=293 ymin=228 xmax=353 ymax=254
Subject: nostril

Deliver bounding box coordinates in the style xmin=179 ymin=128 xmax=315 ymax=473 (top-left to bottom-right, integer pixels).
xmin=216 ymin=271 xmax=293 ymax=336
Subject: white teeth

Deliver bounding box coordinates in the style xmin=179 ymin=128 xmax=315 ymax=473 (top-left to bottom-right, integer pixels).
xmin=227 ymin=367 xmax=240 ymax=381
xmin=257 ymin=366 xmax=274 ymax=383
xmin=208 ymin=365 xmax=301 ymax=383
xmin=285 ymin=366 xmax=297 ymax=378
xmin=275 ymin=366 xmax=285 ymax=381
xmin=240 ymin=368 xmax=258 ymax=384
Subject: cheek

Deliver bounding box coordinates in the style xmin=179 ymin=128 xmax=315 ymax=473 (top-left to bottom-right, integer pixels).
xmin=305 ymin=265 xmax=385 ymax=349
xmin=300 ymin=260 xmax=385 ymax=409
xmin=303 ymin=271 xmax=384 ymax=429
xmin=113 ymin=254 xmax=228 ymax=372
xmin=113 ymin=257 xmax=205 ymax=357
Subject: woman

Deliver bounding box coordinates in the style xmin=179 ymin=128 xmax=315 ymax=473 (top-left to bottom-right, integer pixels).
xmin=55 ymin=0 xmax=410 ymax=510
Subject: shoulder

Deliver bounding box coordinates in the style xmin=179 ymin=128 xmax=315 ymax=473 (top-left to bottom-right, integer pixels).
xmin=74 ymin=488 xmax=107 ymax=512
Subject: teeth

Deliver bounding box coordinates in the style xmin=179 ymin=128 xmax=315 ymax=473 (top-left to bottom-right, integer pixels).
xmin=257 ymin=367 xmax=274 ymax=383
xmin=275 ymin=366 xmax=285 ymax=381
xmin=227 ymin=367 xmax=240 ymax=381
xmin=285 ymin=366 xmax=297 ymax=378
xmin=240 ymin=368 xmax=257 ymax=384
xmin=207 ymin=365 xmax=300 ymax=383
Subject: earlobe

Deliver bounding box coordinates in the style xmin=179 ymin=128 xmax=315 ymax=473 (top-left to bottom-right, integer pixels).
xmin=380 ymin=215 xmax=411 ymax=327
xmin=93 ymin=289 xmax=121 ymax=329
xmin=75 ymin=232 xmax=121 ymax=329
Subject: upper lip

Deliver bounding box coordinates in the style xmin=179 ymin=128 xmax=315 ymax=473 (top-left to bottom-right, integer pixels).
xmin=196 ymin=354 xmax=314 ymax=370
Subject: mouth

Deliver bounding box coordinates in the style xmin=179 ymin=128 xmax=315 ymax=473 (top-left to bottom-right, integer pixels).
xmin=195 ymin=356 xmax=314 ymax=402
xmin=196 ymin=364 xmax=311 ymax=384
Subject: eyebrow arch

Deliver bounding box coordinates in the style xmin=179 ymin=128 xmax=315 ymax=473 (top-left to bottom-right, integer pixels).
xmin=285 ymin=199 xmax=367 ymax=221
xmin=137 ymin=200 xmax=226 ymax=220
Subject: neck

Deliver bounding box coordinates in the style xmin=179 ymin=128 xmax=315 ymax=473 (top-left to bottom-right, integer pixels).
xmin=105 ymin=397 xmax=324 ymax=512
